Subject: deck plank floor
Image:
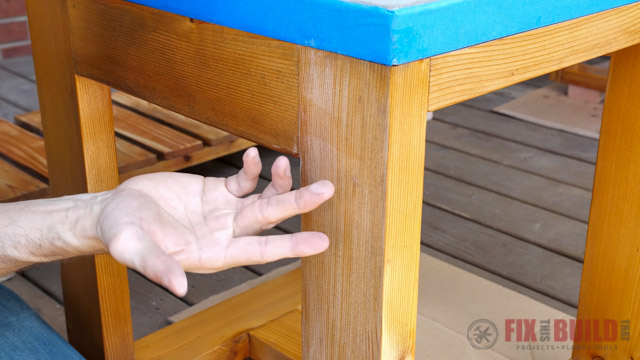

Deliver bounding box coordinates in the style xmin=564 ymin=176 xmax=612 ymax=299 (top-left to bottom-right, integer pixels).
xmin=0 ymin=56 xmax=591 ymax=340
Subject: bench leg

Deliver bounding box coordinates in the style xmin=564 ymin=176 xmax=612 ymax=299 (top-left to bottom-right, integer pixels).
xmin=26 ymin=1 xmax=134 ymax=359
xmin=573 ymin=43 xmax=640 ymax=359
xmin=299 ymin=48 xmax=430 ymax=359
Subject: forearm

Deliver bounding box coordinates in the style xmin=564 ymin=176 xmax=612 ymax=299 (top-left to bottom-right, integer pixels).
xmin=0 ymin=192 xmax=110 ymax=275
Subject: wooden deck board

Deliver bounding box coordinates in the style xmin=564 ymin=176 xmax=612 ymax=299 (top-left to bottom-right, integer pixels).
xmin=435 ymin=104 xmax=598 ymax=164
xmin=425 ymin=143 xmax=592 ymax=222
xmin=424 ymin=170 xmax=587 ymax=261
xmin=426 ymin=120 xmax=595 ymax=190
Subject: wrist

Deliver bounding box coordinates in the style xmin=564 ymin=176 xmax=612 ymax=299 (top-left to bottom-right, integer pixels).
xmin=67 ymin=191 xmax=112 ymax=256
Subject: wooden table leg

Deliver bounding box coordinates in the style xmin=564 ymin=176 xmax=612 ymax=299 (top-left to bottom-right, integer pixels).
xmin=573 ymin=43 xmax=640 ymax=359
xmin=299 ymin=48 xmax=429 ymax=358
xmin=26 ymin=1 xmax=134 ymax=359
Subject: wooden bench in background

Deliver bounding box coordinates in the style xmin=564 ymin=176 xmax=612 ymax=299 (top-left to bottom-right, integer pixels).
xmin=0 ymin=91 xmax=254 ymax=203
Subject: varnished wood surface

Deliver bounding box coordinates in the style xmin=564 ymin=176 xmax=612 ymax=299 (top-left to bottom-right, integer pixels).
xmin=427 ymin=2 xmax=640 ymax=110
xmin=0 ymin=157 xmax=47 ymax=202
xmin=112 ymin=106 xmax=202 ymax=160
xmin=573 ymin=44 xmax=640 ymax=359
xmin=26 ymin=0 xmax=134 ymax=357
xmin=111 ymin=92 xmax=237 ymax=147
xmin=299 ymin=48 xmax=428 ymax=359
xmin=0 ymin=120 xmax=48 ymax=177
xmin=14 ymin=111 xmax=158 ymax=174
xmin=250 ymin=309 xmax=302 ymax=360
xmin=134 ymin=268 xmax=301 ymax=359
xmin=68 ymin=0 xmax=299 ymax=155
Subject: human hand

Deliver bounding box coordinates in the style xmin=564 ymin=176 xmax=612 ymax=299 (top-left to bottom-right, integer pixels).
xmin=96 ymin=148 xmax=334 ymax=296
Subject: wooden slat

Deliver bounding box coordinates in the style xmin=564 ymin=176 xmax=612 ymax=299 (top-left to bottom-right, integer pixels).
xmin=14 ymin=112 xmax=158 ymax=174
xmin=426 ymin=120 xmax=595 ymax=190
xmin=119 ymin=138 xmax=254 ymax=182
xmin=425 ymin=143 xmax=592 ymax=222
xmin=428 ymin=2 xmax=640 ymax=111
xmin=435 ymin=104 xmax=599 ymax=164
xmin=249 ymin=310 xmax=302 ymax=360
xmin=26 ymin=0 xmax=133 ymax=357
xmin=111 ymin=92 xmax=237 ymax=147
xmin=0 ymin=120 xmax=47 ymax=177
xmin=134 ymin=268 xmax=301 ymax=359
xmin=422 ymin=204 xmax=582 ymax=306
xmin=573 ymin=44 xmax=640 ymax=359
xmin=424 ymin=170 xmax=587 ymax=260
xmin=112 ymin=106 xmax=202 ymax=160
xmin=68 ymin=0 xmax=299 ymax=155
xmin=0 ymin=157 xmax=47 ymax=202
xmin=299 ymin=49 xmax=428 ymax=358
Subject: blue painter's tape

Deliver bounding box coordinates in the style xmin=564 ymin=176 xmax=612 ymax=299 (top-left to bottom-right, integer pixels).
xmin=126 ymin=0 xmax=640 ymax=65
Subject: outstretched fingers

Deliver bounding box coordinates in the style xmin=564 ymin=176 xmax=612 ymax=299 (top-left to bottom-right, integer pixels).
xmin=233 ymin=180 xmax=335 ymax=237
xmin=225 ymin=147 xmax=262 ymax=197
xmin=221 ymin=232 xmax=330 ymax=268
xmin=260 ymin=156 xmax=293 ymax=199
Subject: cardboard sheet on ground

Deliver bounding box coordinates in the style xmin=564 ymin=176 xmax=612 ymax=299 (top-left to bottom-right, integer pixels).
xmin=493 ymin=83 xmax=602 ymax=139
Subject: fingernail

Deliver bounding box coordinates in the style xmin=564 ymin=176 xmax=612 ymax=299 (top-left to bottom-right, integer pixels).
xmin=309 ymin=181 xmax=329 ymax=194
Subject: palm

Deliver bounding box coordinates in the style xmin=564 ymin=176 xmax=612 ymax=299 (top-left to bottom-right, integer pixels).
xmin=96 ymin=148 xmax=334 ymax=296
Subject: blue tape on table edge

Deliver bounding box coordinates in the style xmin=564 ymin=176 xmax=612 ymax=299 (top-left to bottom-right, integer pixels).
xmin=127 ymin=0 xmax=639 ymax=65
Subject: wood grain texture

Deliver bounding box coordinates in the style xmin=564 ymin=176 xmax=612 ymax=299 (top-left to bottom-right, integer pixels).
xmin=428 ymin=2 xmax=640 ymax=111
xmin=118 ymin=138 xmax=255 ymax=182
xmin=573 ymin=44 xmax=640 ymax=359
xmin=421 ymin=204 xmax=582 ymax=306
xmin=111 ymin=92 xmax=237 ymax=147
xmin=198 ymin=334 xmax=250 ymax=360
xmin=0 ymin=119 xmax=47 ymax=177
xmin=425 ymin=142 xmax=592 ymax=223
xmin=426 ymin=120 xmax=595 ymax=190
xmin=134 ymin=268 xmax=301 ymax=359
xmin=112 ymin=106 xmax=202 ymax=159
xmin=299 ymin=48 xmax=428 ymax=359
xmin=14 ymin=111 xmax=158 ymax=174
xmin=434 ymin=104 xmax=599 ymax=164
xmin=249 ymin=310 xmax=302 ymax=360
xmin=0 ymin=157 xmax=46 ymax=202
xmin=26 ymin=0 xmax=134 ymax=357
xmin=68 ymin=0 xmax=299 ymax=155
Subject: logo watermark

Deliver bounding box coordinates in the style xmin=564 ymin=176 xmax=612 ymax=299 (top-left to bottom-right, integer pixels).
xmin=466 ymin=318 xmax=630 ymax=351
xmin=467 ymin=319 xmax=498 ymax=350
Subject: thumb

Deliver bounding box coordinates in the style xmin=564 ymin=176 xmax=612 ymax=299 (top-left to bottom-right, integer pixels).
xmin=107 ymin=228 xmax=188 ymax=297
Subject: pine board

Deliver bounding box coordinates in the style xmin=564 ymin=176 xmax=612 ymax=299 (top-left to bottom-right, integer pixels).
xmin=0 ymin=120 xmax=48 ymax=177
xmin=0 ymin=157 xmax=47 ymax=202
xmin=13 ymin=112 xmax=158 ymax=174
xmin=112 ymin=105 xmax=203 ymax=160
xmin=112 ymin=92 xmax=237 ymax=147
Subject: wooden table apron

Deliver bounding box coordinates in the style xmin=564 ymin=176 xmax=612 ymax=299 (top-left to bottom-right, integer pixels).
xmin=24 ymin=0 xmax=640 ymax=359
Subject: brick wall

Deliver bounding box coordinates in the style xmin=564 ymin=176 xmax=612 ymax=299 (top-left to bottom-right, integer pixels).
xmin=0 ymin=0 xmax=31 ymax=60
